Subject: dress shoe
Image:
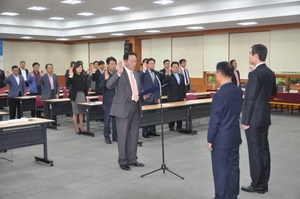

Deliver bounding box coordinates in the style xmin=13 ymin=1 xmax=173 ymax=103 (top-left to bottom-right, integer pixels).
xmin=120 ymin=164 xmax=130 ymax=170
xmin=112 ymin=138 xmax=118 ymax=142
xmin=241 ymin=185 xmax=265 ymax=194
xmin=142 ymin=134 xmax=150 ymax=138
xmin=148 ymin=132 xmax=160 ymax=136
xmin=105 ymin=139 xmax=112 ymax=144
xmin=169 ymin=127 xmax=174 ymax=131
xmin=130 ymin=162 xmax=145 ymax=167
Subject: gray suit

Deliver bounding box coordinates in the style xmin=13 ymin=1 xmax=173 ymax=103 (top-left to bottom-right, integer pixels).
xmin=106 ymin=67 xmax=143 ymax=166
xmin=179 ymin=67 xmax=191 ymax=92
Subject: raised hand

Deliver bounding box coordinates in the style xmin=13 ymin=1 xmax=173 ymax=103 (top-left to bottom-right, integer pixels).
xmin=69 ymin=66 xmax=74 ymax=77
xmin=142 ymin=62 xmax=147 ymax=71
xmin=6 ymin=71 xmax=10 ymax=77
xmin=166 ymin=69 xmax=171 ymax=76
xmin=117 ymin=61 xmax=123 ymax=74
xmin=104 ymin=70 xmax=109 ymax=80
xmin=40 ymin=70 xmax=45 ymax=77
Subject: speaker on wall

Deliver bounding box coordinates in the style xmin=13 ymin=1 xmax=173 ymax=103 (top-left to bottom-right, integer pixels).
xmin=124 ymin=42 xmax=132 ymax=54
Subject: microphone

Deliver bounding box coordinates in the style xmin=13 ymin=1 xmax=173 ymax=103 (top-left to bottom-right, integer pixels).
xmin=150 ymin=69 xmax=164 ymax=75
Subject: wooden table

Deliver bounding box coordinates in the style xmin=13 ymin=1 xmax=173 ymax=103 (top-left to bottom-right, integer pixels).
xmin=161 ymin=92 xmax=213 ymax=100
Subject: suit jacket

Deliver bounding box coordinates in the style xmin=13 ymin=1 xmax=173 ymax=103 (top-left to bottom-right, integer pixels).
xmin=66 ymin=73 xmax=89 ymax=101
xmin=3 ymin=74 xmax=26 ymax=98
xmin=231 ymin=69 xmax=241 ymax=87
xmin=242 ymin=64 xmax=277 ymax=128
xmin=106 ymin=68 xmax=143 ymax=118
xmin=19 ymin=68 xmax=29 ymax=87
xmin=0 ymin=69 xmax=5 ymax=88
xmin=179 ymin=67 xmax=190 ymax=86
xmin=139 ymin=70 xmax=160 ymax=104
xmin=99 ymin=72 xmax=115 ymax=106
xmin=92 ymin=69 xmax=103 ymax=95
xmin=39 ymin=73 xmax=60 ymax=99
xmin=207 ymin=82 xmax=243 ymax=149
xmin=159 ymin=68 xmax=169 ymax=95
xmin=162 ymin=73 xmax=186 ymax=102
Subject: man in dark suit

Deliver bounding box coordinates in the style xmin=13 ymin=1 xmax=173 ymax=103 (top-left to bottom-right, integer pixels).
xmin=159 ymin=59 xmax=170 ymax=95
xmin=19 ymin=61 xmax=29 ymax=87
xmin=207 ymin=61 xmax=243 ymax=199
xmin=162 ymin=61 xmax=186 ymax=131
xmin=106 ymin=52 xmax=149 ymax=171
xmin=92 ymin=60 xmax=104 ymax=95
xmin=0 ymin=68 xmax=5 ymax=88
xmin=179 ymin=59 xmax=191 ymax=92
xmin=139 ymin=58 xmax=160 ymax=138
xmin=4 ymin=65 xmax=26 ymax=119
xmin=230 ymin=59 xmax=241 ymax=87
xmin=241 ymin=44 xmax=277 ymax=194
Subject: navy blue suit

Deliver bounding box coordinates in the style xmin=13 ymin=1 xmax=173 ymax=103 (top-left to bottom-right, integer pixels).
xmin=207 ymin=82 xmax=243 ymax=199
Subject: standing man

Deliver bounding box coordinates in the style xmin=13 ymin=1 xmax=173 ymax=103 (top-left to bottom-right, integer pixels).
xmin=92 ymin=61 xmax=103 ymax=95
xmin=241 ymin=44 xmax=277 ymax=194
xmin=4 ymin=65 xmax=26 ymax=119
xmin=207 ymin=61 xmax=243 ymax=199
xmin=39 ymin=63 xmax=60 ymax=121
xmin=27 ymin=62 xmax=42 ymax=117
xmin=179 ymin=59 xmax=191 ymax=92
xmin=159 ymin=59 xmax=170 ymax=95
xmin=99 ymin=57 xmax=118 ymax=144
xmin=0 ymin=68 xmax=5 ymax=88
xmin=19 ymin=61 xmax=29 ymax=87
xmin=230 ymin=59 xmax=241 ymax=87
xmin=139 ymin=58 xmax=160 ymax=138
xmin=106 ymin=52 xmax=149 ymax=171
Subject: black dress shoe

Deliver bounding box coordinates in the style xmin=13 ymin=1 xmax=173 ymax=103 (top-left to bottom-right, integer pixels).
xmin=105 ymin=139 xmax=112 ymax=144
xmin=112 ymin=138 xmax=118 ymax=142
xmin=120 ymin=164 xmax=130 ymax=170
xmin=142 ymin=134 xmax=150 ymax=138
xmin=241 ymin=185 xmax=265 ymax=194
xmin=148 ymin=132 xmax=160 ymax=136
xmin=130 ymin=162 xmax=144 ymax=167
xmin=169 ymin=127 xmax=174 ymax=131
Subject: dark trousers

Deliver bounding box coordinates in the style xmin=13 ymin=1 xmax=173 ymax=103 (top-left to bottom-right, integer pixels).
xmin=103 ymin=104 xmax=117 ymax=140
xmin=212 ymin=146 xmax=240 ymax=199
xmin=115 ymin=101 xmax=140 ymax=165
xmin=43 ymin=90 xmax=57 ymax=121
xmin=169 ymin=121 xmax=182 ymax=129
xmin=185 ymin=84 xmax=190 ymax=93
xmin=8 ymin=97 xmax=22 ymax=119
xmin=30 ymin=92 xmax=42 ymax=117
xmin=142 ymin=101 xmax=157 ymax=135
xmin=245 ymin=126 xmax=270 ymax=189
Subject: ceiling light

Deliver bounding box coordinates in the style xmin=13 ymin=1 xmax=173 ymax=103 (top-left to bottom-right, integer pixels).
xmin=1 ymin=12 xmax=19 ymax=16
xmin=77 ymin=12 xmax=94 ymax=16
xmin=111 ymin=6 xmax=130 ymax=11
xmin=49 ymin=17 xmax=64 ymax=20
xmin=237 ymin=22 xmax=258 ymax=26
xmin=21 ymin=36 xmax=32 ymax=39
xmin=110 ymin=33 xmax=125 ymax=36
xmin=145 ymin=30 xmax=161 ymax=33
xmin=187 ymin=26 xmax=204 ymax=30
xmin=27 ymin=6 xmax=49 ymax=11
xmin=81 ymin=36 xmax=96 ymax=38
xmin=56 ymin=38 xmax=69 ymax=41
xmin=60 ymin=0 xmax=85 ymax=5
xmin=153 ymin=0 xmax=174 ymax=5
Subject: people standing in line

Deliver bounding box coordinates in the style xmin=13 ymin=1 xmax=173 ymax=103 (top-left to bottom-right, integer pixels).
xmin=19 ymin=61 xmax=29 ymax=87
xmin=241 ymin=44 xmax=277 ymax=194
xmin=67 ymin=61 xmax=89 ymax=134
xmin=4 ymin=65 xmax=26 ymax=119
xmin=139 ymin=58 xmax=161 ymax=138
xmin=162 ymin=61 xmax=186 ymax=131
xmin=92 ymin=60 xmax=104 ymax=95
xmin=207 ymin=61 xmax=243 ymax=199
xmin=99 ymin=56 xmax=118 ymax=144
xmin=230 ymin=59 xmax=241 ymax=87
xmin=27 ymin=62 xmax=43 ymax=117
xmin=159 ymin=59 xmax=171 ymax=95
xmin=106 ymin=52 xmax=150 ymax=171
xmin=179 ymin=59 xmax=191 ymax=93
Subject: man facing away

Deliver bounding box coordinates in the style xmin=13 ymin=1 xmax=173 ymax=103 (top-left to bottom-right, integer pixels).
xmin=207 ymin=61 xmax=243 ymax=199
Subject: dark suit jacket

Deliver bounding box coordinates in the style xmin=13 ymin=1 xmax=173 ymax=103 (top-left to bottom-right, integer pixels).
xmin=66 ymin=73 xmax=88 ymax=101
xmin=138 ymin=70 xmax=160 ymax=104
xmin=0 ymin=69 xmax=5 ymax=88
xmin=162 ymin=73 xmax=186 ymax=102
xmin=159 ymin=68 xmax=169 ymax=95
xmin=106 ymin=68 xmax=143 ymax=118
xmin=99 ymin=72 xmax=115 ymax=106
xmin=19 ymin=68 xmax=29 ymax=87
xmin=3 ymin=74 xmax=26 ymax=98
xmin=207 ymin=82 xmax=243 ymax=149
xmin=242 ymin=64 xmax=277 ymax=128
xmin=231 ymin=69 xmax=241 ymax=87
xmin=39 ymin=73 xmax=60 ymax=99
xmin=92 ymin=69 xmax=103 ymax=95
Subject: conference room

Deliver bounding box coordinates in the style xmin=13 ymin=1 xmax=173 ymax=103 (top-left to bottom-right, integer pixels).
xmin=0 ymin=0 xmax=300 ymax=198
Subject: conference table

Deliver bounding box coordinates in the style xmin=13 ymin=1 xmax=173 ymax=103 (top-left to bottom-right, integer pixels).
xmin=161 ymin=92 xmax=213 ymax=100
xmin=0 ymin=111 xmax=9 ymax=121
xmin=270 ymin=91 xmax=300 ymax=114
xmin=14 ymin=96 xmax=36 ymax=117
xmin=0 ymin=118 xmax=54 ymax=166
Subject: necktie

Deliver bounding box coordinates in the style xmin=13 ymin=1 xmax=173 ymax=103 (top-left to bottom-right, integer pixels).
xmin=183 ymin=69 xmax=189 ymax=85
xmin=234 ymin=70 xmax=240 ymax=86
xmin=130 ymin=71 xmax=139 ymax=102
xmin=151 ymin=72 xmax=155 ymax=83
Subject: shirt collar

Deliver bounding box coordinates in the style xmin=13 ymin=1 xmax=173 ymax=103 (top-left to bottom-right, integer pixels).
xmin=254 ymin=62 xmax=265 ymax=70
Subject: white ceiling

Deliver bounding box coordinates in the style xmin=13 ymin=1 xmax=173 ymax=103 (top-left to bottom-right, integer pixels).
xmin=0 ymin=0 xmax=300 ymax=41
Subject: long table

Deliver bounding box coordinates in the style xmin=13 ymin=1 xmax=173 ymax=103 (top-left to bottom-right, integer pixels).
xmin=0 ymin=118 xmax=54 ymax=166
xmin=270 ymin=92 xmax=300 ymax=114
xmin=14 ymin=96 xmax=36 ymax=117
xmin=161 ymin=92 xmax=213 ymax=100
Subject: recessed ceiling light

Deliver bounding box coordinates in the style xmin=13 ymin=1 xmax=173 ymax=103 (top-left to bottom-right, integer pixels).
xmin=186 ymin=26 xmax=204 ymax=30
xmin=111 ymin=6 xmax=130 ymax=11
xmin=27 ymin=6 xmax=49 ymax=11
xmin=56 ymin=38 xmax=69 ymax=41
xmin=60 ymin=0 xmax=85 ymax=5
xmin=77 ymin=12 xmax=94 ymax=16
xmin=1 ymin=12 xmax=19 ymax=16
xmin=21 ymin=36 xmax=32 ymax=39
xmin=81 ymin=35 xmax=96 ymax=38
xmin=145 ymin=30 xmax=161 ymax=33
xmin=49 ymin=17 xmax=64 ymax=20
xmin=110 ymin=33 xmax=125 ymax=36
xmin=153 ymin=0 xmax=174 ymax=5
xmin=237 ymin=22 xmax=258 ymax=26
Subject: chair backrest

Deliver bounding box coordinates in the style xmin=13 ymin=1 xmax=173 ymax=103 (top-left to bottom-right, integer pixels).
xmin=240 ymin=82 xmax=246 ymax=88
xmin=186 ymin=94 xmax=197 ymax=100
xmin=63 ymin=92 xmax=69 ymax=98
xmin=0 ymin=88 xmax=5 ymax=94
xmin=210 ymin=93 xmax=215 ymax=98
xmin=98 ymin=95 xmax=103 ymax=101
xmin=277 ymin=84 xmax=289 ymax=92
xmin=188 ymin=89 xmax=196 ymax=93
xmin=36 ymin=95 xmax=44 ymax=107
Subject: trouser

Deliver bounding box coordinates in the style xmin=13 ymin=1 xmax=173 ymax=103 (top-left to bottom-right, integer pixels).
xmin=30 ymin=92 xmax=42 ymax=117
xmin=43 ymin=90 xmax=57 ymax=122
xmin=142 ymin=101 xmax=157 ymax=135
xmin=169 ymin=121 xmax=182 ymax=129
xmin=103 ymin=104 xmax=117 ymax=140
xmin=8 ymin=96 xmax=21 ymax=119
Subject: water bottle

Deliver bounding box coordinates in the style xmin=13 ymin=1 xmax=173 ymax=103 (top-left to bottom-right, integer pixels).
xmin=283 ymin=86 xmax=286 ymax=93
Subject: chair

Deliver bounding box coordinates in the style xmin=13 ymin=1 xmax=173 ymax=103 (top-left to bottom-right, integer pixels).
xmin=35 ymin=95 xmax=44 ymax=116
xmin=98 ymin=95 xmax=103 ymax=101
xmin=186 ymin=94 xmax=197 ymax=100
xmin=188 ymin=89 xmax=196 ymax=93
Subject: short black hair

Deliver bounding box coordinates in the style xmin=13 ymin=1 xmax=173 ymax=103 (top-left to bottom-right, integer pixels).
xmin=147 ymin=58 xmax=155 ymax=64
xmin=171 ymin=61 xmax=179 ymax=67
xmin=142 ymin=58 xmax=148 ymax=63
xmin=98 ymin=60 xmax=105 ymax=65
xmin=216 ymin=61 xmax=234 ymax=78
xmin=230 ymin=60 xmax=236 ymax=65
xmin=106 ymin=57 xmax=117 ymax=65
xmin=45 ymin=63 xmax=53 ymax=69
xmin=32 ymin=62 xmax=40 ymax=67
xmin=20 ymin=61 xmax=25 ymax=64
xmin=123 ymin=52 xmax=137 ymax=61
xmin=179 ymin=59 xmax=186 ymax=64
xmin=251 ymin=44 xmax=268 ymax=62
xmin=163 ymin=59 xmax=170 ymax=64
xmin=12 ymin=65 xmax=19 ymax=70
xmin=93 ymin=61 xmax=99 ymax=65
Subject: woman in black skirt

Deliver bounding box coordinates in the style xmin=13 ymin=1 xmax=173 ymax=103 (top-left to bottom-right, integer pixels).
xmin=66 ymin=61 xmax=88 ymax=134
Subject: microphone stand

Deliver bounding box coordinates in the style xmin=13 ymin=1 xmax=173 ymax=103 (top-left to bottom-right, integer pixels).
xmin=141 ymin=73 xmax=184 ymax=180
